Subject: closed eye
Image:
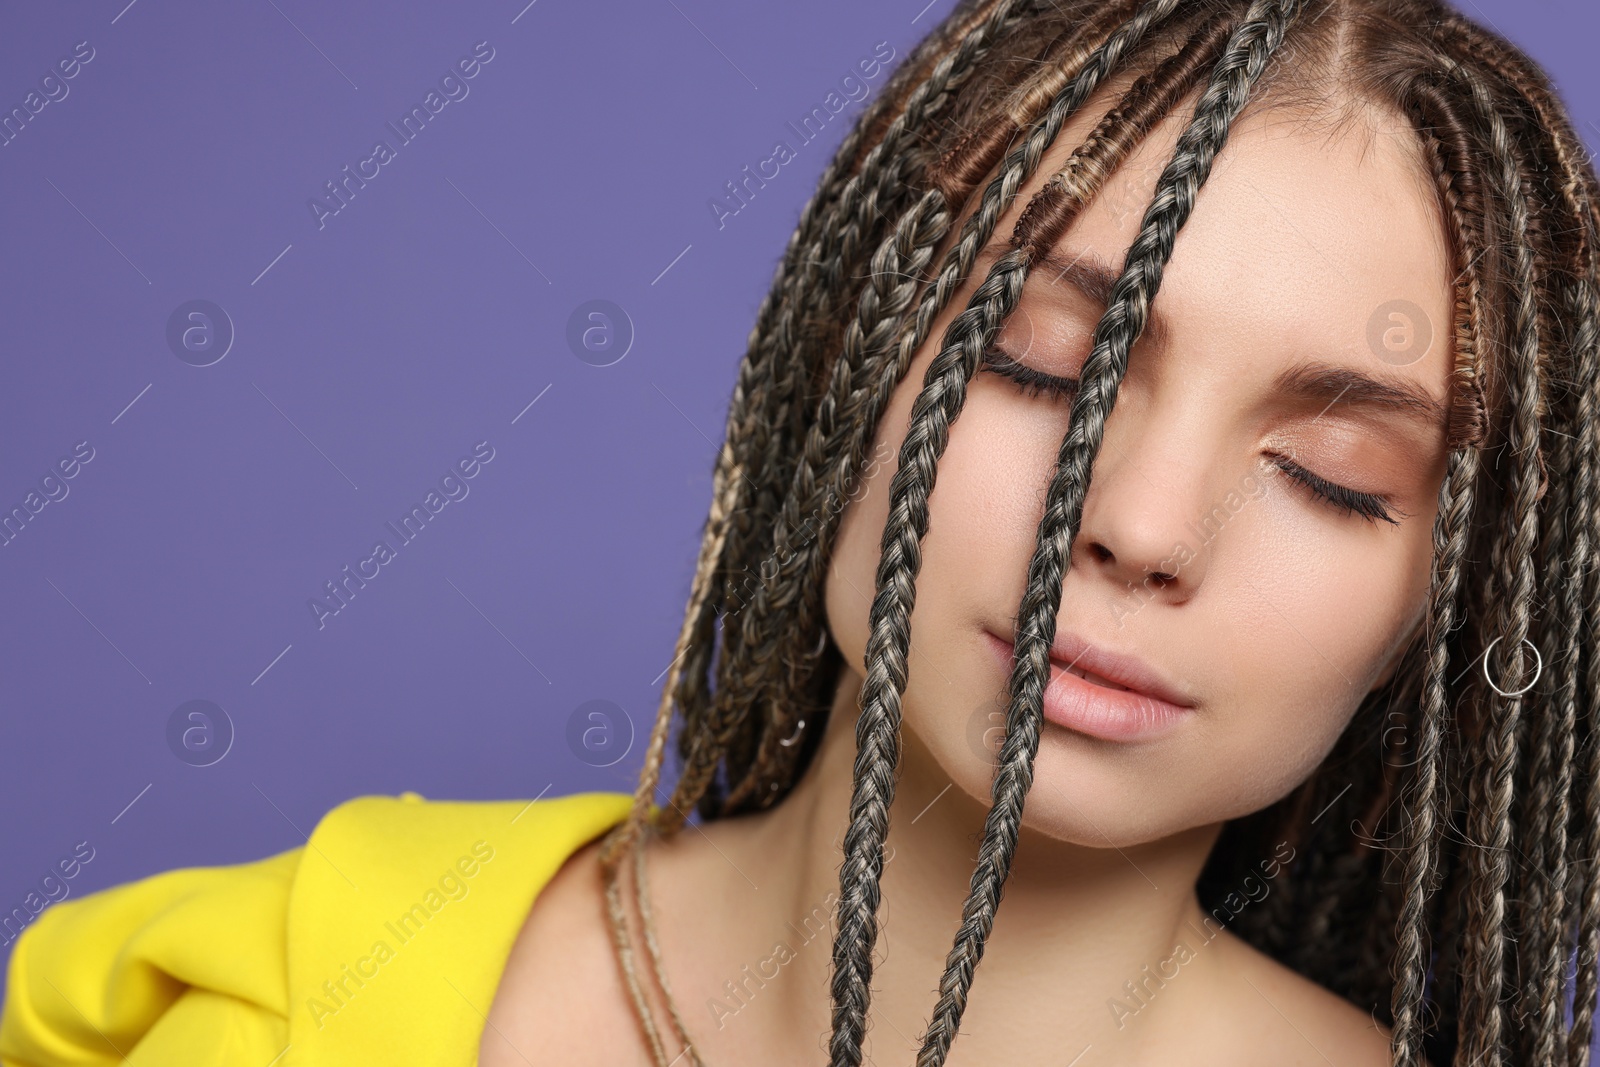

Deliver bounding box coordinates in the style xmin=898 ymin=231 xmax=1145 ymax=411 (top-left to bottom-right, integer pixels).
xmin=1268 ymin=453 xmax=1405 ymax=526
xmin=980 ymin=345 xmax=1079 ymax=402
xmin=979 ymin=346 xmax=1402 ymax=528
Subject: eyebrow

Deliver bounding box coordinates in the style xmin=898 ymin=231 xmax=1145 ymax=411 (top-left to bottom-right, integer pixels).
xmin=1272 ymin=360 xmax=1449 ymax=431
xmin=976 ymin=243 xmax=1171 ymax=353
xmin=973 ymin=242 xmax=1450 ymax=432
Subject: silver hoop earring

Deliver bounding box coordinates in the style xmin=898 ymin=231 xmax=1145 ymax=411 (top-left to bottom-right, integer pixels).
xmin=1482 ymin=635 xmax=1542 ymax=697
xmin=779 ymin=718 xmax=807 ymax=747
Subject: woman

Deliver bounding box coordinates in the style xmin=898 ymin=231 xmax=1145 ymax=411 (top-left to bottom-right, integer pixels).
xmin=3 ymin=0 xmax=1595 ymax=1064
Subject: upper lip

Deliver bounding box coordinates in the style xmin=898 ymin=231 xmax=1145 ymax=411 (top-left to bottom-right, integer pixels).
xmin=996 ymin=628 xmax=1198 ymax=709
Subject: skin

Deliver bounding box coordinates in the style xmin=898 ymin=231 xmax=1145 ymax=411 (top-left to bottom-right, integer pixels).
xmin=484 ymin=76 xmax=1453 ymax=1067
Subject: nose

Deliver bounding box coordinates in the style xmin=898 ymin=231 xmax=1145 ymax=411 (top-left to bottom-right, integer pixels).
xmin=1070 ymin=414 xmax=1220 ymax=610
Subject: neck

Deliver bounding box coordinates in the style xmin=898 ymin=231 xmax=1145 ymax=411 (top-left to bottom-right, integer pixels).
xmin=662 ymin=663 xmax=1233 ymax=1064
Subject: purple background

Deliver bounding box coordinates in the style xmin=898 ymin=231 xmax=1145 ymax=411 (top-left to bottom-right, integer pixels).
xmin=0 ymin=0 xmax=1594 ymax=1025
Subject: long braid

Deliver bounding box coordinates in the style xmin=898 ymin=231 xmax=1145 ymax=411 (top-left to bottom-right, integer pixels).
xmin=1500 ymin=134 xmax=1564 ymax=1066
xmin=825 ymin=4 xmax=1207 ymax=1062
xmin=1433 ymin=22 xmax=1600 ymax=1065
xmin=707 ymin=0 xmax=1041 ymax=808
xmin=621 ymin=9 xmax=941 ymax=838
xmin=1563 ymin=198 xmax=1600 ymax=1067
xmin=684 ymin=0 xmax=1019 ymax=820
xmin=1573 ymin=276 xmax=1600 ymax=1067
xmin=664 ymin=14 xmax=960 ymax=822
xmin=600 ymin=835 xmax=677 ymax=1066
xmin=1435 ymin=29 xmax=1600 ymax=1064
xmin=913 ymin=3 xmax=1313 ymax=1062
xmin=595 ymin=452 xmax=741 ymax=1062
xmin=1384 ymin=439 xmax=1482 ymax=1067
xmin=719 ymin=186 xmax=954 ymax=813
xmin=1515 ymin=100 xmax=1600 ymax=1067
xmin=1449 ymin=56 xmax=1550 ymax=1067
xmin=1538 ymin=163 xmax=1597 ymax=1067
xmin=1387 ymin=63 xmax=1495 ymax=1064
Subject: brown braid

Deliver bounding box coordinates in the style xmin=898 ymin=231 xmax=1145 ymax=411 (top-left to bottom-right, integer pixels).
xmin=1384 ymin=65 xmax=1493 ymax=1067
xmin=1431 ymin=23 xmax=1600 ymax=1067
xmin=1433 ymin=23 xmax=1600 ymax=1066
xmin=1442 ymin=55 xmax=1549 ymax=1067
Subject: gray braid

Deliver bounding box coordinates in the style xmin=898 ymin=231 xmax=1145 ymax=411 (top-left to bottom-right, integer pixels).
xmin=913 ymin=2 xmax=1313 ymax=1062
xmin=1449 ymin=57 xmax=1549 ymax=1067
xmin=826 ymin=2 xmax=1204 ymax=1062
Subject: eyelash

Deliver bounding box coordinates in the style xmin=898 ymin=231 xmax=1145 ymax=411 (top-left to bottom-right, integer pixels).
xmin=980 ymin=345 xmax=1403 ymax=528
xmin=1268 ymin=454 xmax=1401 ymax=526
xmin=980 ymin=345 xmax=1080 ymax=402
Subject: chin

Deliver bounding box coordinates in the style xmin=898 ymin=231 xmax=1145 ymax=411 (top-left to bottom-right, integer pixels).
xmin=917 ymin=709 xmax=1195 ymax=849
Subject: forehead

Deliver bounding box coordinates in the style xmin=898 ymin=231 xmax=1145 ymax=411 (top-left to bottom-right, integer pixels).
xmin=983 ymin=79 xmax=1456 ymax=415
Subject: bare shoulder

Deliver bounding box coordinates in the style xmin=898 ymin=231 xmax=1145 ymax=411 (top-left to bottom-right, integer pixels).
xmin=1210 ymin=929 xmax=1416 ymax=1067
xmin=480 ymin=837 xmax=650 ymax=1067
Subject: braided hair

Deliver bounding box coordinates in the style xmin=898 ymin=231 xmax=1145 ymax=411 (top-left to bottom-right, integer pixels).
xmin=596 ymin=2 xmax=1600 ymax=1065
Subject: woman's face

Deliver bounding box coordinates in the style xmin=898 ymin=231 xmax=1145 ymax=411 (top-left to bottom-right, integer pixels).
xmin=824 ymin=87 xmax=1455 ymax=847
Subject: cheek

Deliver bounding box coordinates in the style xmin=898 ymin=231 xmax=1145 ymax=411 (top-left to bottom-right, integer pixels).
xmin=826 ymin=469 xmax=889 ymax=674
xmin=1019 ymin=476 xmax=1439 ymax=846
xmin=829 ymin=386 xmax=1087 ymax=797
xmin=823 ymin=355 xmax=1061 ymax=747
xmin=825 ymin=400 xmax=908 ymax=675
xmin=1193 ymin=493 xmax=1436 ymax=818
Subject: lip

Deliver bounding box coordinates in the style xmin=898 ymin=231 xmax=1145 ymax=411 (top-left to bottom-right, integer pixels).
xmin=981 ymin=629 xmax=1197 ymax=742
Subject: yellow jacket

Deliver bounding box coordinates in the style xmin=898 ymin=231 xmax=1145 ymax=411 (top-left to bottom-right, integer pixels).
xmin=0 ymin=790 xmax=634 ymax=1066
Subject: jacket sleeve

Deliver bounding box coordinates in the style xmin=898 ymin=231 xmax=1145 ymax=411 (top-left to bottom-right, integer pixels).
xmin=0 ymin=847 xmax=301 ymax=1067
